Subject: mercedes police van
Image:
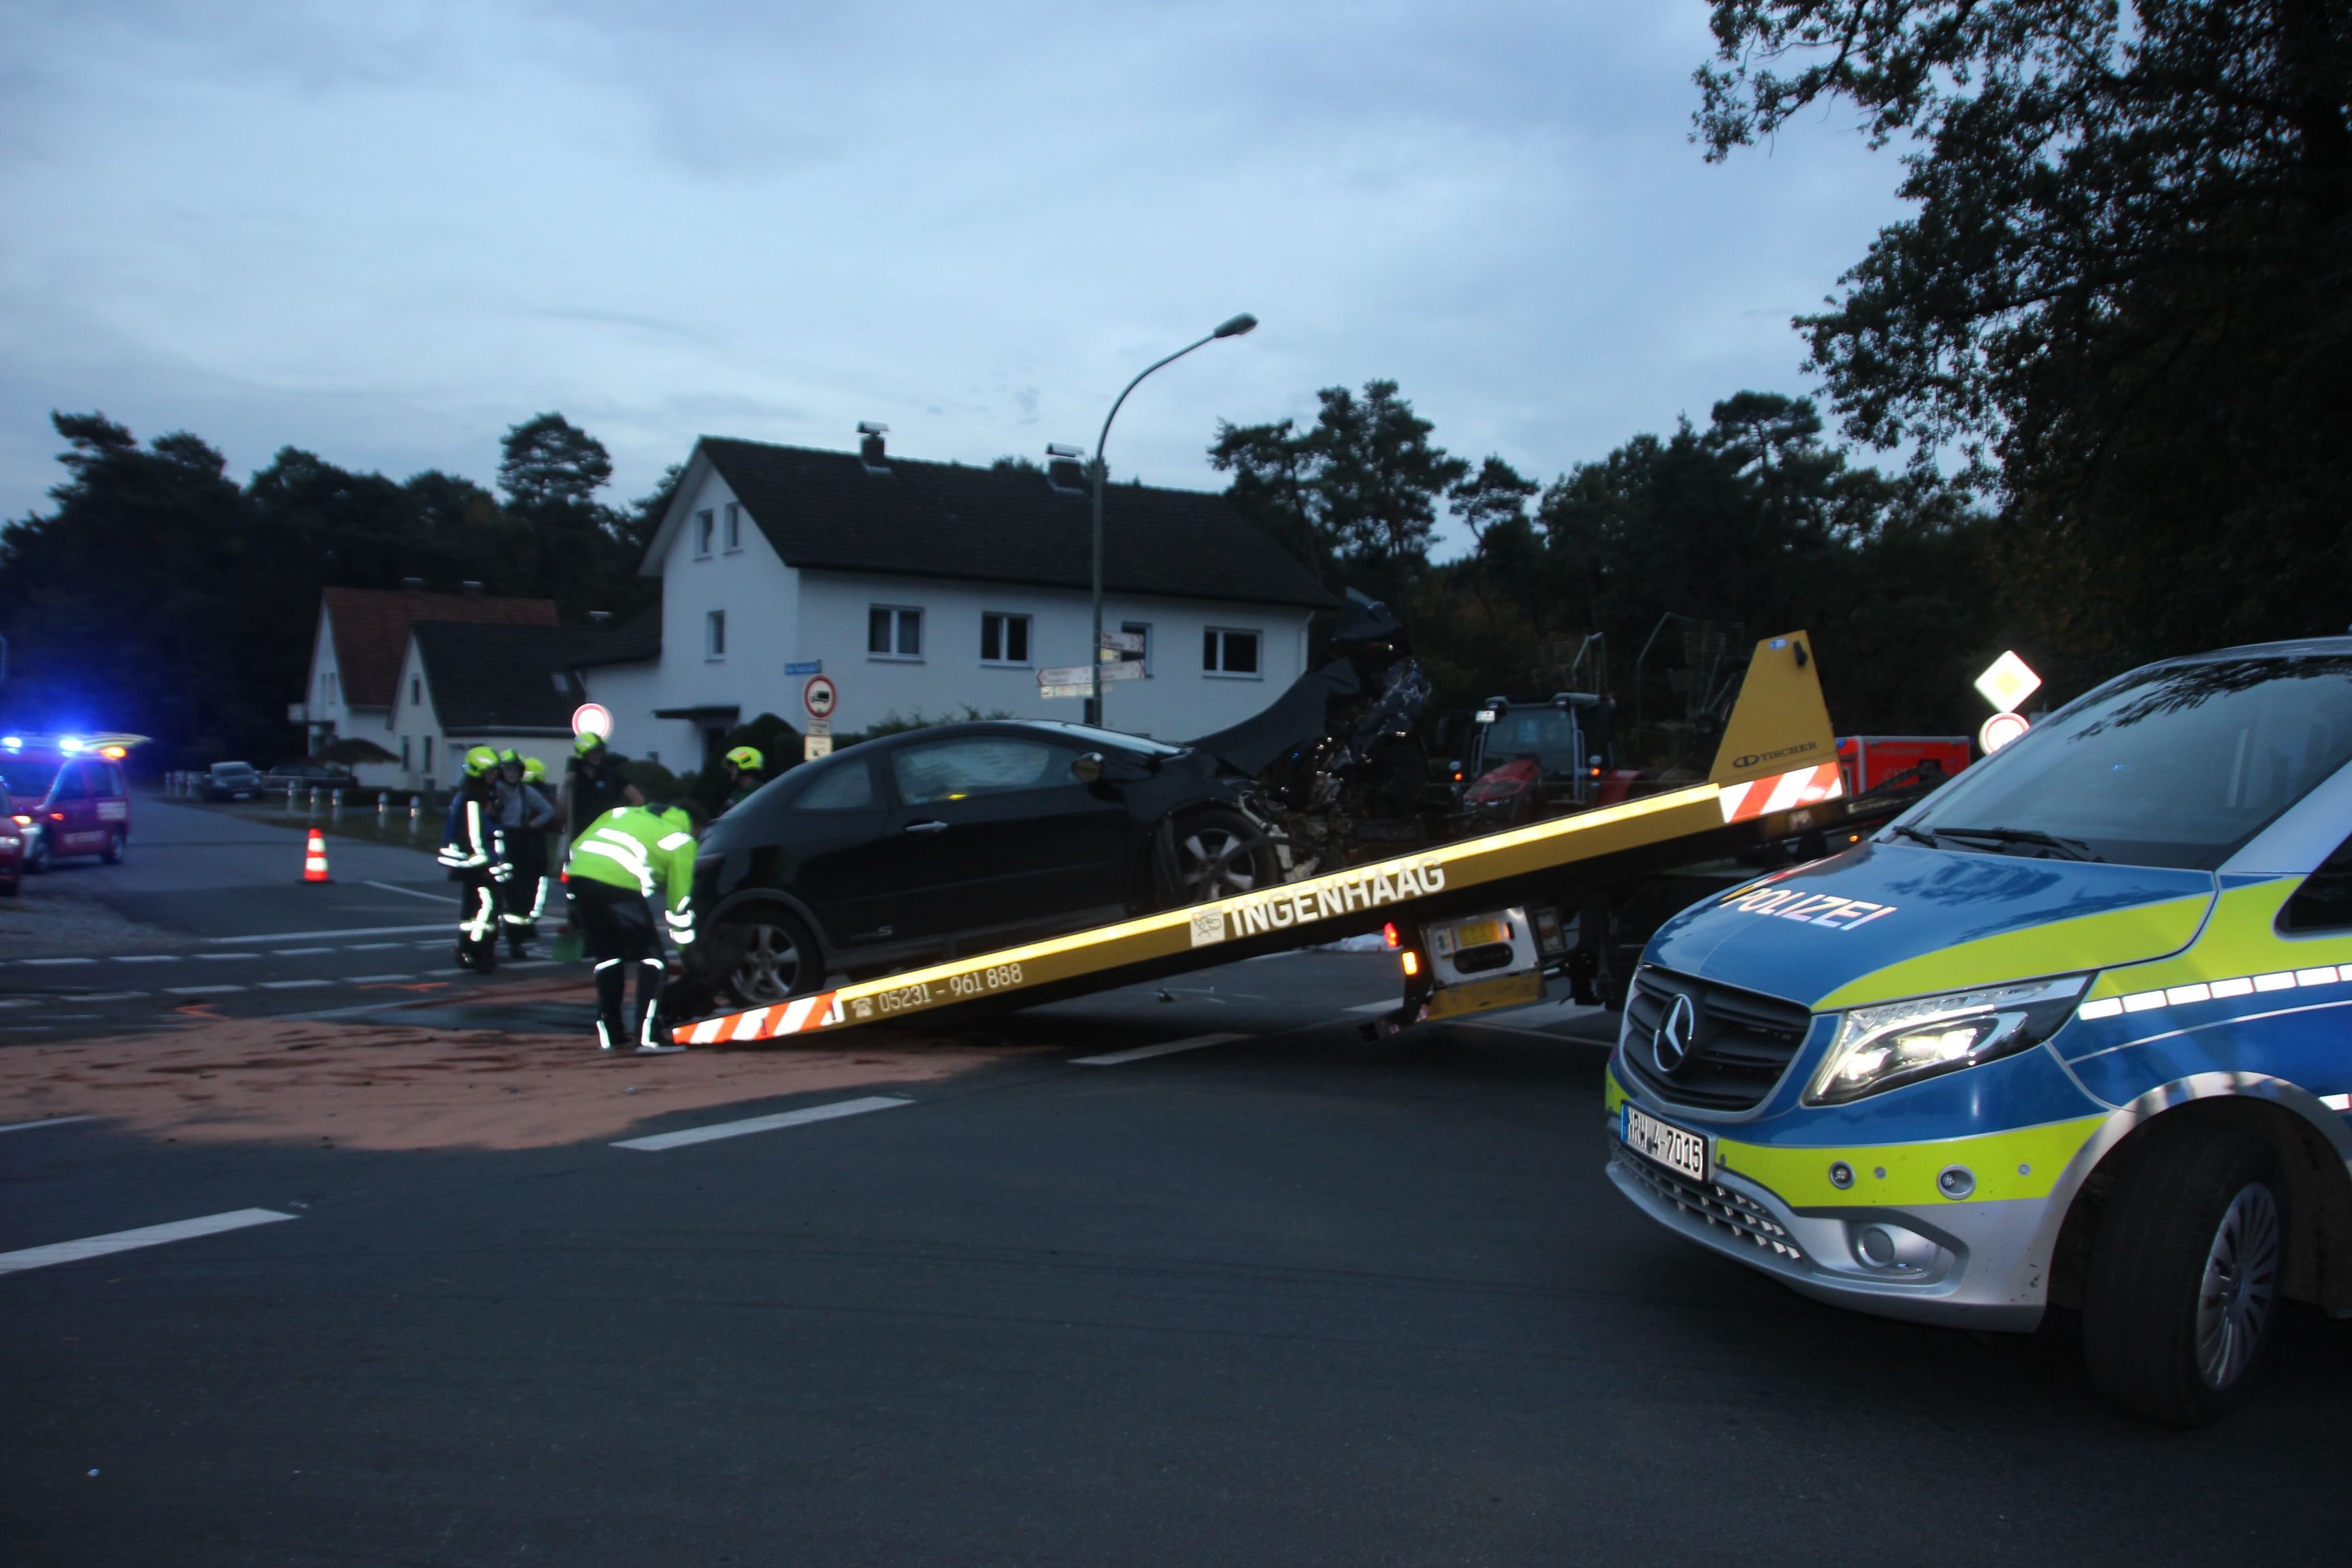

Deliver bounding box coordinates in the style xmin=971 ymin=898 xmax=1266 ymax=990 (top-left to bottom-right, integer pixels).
xmin=1607 ymin=638 xmax=2352 ymax=1424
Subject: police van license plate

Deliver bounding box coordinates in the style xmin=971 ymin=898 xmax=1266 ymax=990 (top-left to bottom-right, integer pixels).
xmin=1622 ymin=1104 xmax=1707 ymax=1183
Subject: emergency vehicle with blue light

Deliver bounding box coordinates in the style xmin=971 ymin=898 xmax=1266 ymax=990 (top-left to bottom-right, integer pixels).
xmin=1605 ymin=639 xmax=2352 ymax=1424
xmin=1 ymin=732 xmax=142 ymax=872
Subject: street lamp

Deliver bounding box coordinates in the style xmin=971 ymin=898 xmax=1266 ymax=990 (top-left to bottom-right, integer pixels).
xmin=1086 ymin=312 xmax=1258 ymax=726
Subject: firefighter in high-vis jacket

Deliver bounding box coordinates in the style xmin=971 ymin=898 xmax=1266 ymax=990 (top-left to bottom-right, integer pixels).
xmin=436 ymin=746 xmax=510 ymax=972
xmin=564 ymin=801 xmax=701 ymax=1053
xmin=717 ymin=745 xmax=766 ymax=816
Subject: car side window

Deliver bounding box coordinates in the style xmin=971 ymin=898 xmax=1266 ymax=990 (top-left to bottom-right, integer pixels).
xmin=105 ymin=765 xmax=127 ymax=796
xmin=793 ymin=760 xmax=875 ymax=811
xmin=2281 ymin=830 xmax=2352 ymax=932
xmin=54 ymin=764 xmax=91 ymax=800
xmin=891 ymin=738 xmax=1081 ymax=803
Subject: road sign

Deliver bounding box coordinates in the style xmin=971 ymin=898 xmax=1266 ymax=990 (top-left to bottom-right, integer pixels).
xmin=805 ymin=717 xmax=832 ymax=738
xmin=804 ymin=734 xmax=834 ymax=761
xmin=1974 ymin=651 xmax=2042 ymax=714
xmin=1038 ymin=664 xmax=1094 ymax=687
xmin=803 ymin=675 xmax=838 ymax=720
xmin=1979 ymin=710 xmax=2031 ymax=753
xmin=785 ymin=659 xmax=823 ymax=676
xmin=1040 ymin=681 xmax=1092 ymax=701
xmin=1096 ymin=660 xmax=1143 ymax=685
xmin=1100 ymin=630 xmax=1145 ymax=655
xmin=570 ymin=702 xmax=612 ymax=739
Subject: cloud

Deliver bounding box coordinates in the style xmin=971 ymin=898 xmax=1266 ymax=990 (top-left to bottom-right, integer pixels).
xmin=0 ymin=0 xmax=1907 ymax=557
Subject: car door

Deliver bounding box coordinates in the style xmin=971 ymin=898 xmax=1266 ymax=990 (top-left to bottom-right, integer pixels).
xmin=881 ymin=733 xmax=1131 ymax=943
xmin=48 ymin=763 xmax=96 ymax=854
xmin=95 ymin=764 xmax=131 ymax=843
xmin=768 ymin=755 xmax=902 ymax=949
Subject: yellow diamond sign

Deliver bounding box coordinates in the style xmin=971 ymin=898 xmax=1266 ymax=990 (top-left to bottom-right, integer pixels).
xmin=1974 ymin=650 xmax=2042 ymax=714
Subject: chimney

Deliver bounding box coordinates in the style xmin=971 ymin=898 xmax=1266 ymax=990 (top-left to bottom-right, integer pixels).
xmin=858 ymin=421 xmax=890 ymax=474
xmin=461 ymin=580 xmax=483 ymax=596
xmin=401 ymin=576 xmax=425 ymax=591
xmin=588 ymin=610 xmax=614 ymax=625
xmin=1045 ymin=443 xmax=1087 ymax=495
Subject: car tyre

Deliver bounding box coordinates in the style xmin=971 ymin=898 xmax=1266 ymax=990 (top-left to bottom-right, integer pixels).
xmin=712 ymin=906 xmax=820 ymax=1007
xmin=1173 ymin=808 xmax=1279 ymax=904
xmin=2082 ymin=1124 xmax=2284 ymax=1426
xmin=102 ymin=828 xmax=125 ymax=865
xmin=24 ymin=833 xmax=50 ymax=875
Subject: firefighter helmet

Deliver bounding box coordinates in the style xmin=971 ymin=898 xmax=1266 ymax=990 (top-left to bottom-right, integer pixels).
xmin=573 ymin=732 xmax=606 ymax=757
xmin=462 ymin=745 xmax=501 ymax=778
xmin=724 ymin=745 xmax=764 ymax=774
xmin=521 ymin=756 xmax=546 ymax=783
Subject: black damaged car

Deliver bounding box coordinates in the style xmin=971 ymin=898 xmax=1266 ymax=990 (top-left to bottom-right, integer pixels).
xmin=686 ymin=720 xmax=1280 ymax=1007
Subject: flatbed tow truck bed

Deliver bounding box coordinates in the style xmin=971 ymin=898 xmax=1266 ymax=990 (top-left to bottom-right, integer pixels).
xmin=681 ymin=632 xmax=1894 ymax=1045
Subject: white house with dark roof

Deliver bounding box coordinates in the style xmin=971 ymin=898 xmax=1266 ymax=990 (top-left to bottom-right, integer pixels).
xmin=578 ymin=428 xmax=1333 ymax=770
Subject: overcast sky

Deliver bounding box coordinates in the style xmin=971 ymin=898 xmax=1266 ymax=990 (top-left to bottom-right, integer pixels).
xmin=0 ymin=1 xmax=1906 ymax=557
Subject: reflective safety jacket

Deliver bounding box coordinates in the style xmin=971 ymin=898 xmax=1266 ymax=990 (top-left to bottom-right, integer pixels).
xmin=565 ymin=806 xmax=698 ymax=943
xmin=436 ymin=786 xmax=507 ymax=878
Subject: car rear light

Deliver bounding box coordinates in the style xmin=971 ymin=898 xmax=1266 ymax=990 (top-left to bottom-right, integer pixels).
xmin=10 ymin=815 xmax=27 ymax=826
xmin=1401 ymin=951 xmax=1420 ymax=977
xmin=1382 ymin=921 xmax=1401 ymax=948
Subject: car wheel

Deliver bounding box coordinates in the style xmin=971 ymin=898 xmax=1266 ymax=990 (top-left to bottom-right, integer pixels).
xmin=714 ymin=906 xmax=819 ymax=1007
xmin=0 ymin=870 xmax=17 ymax=897
xmin=1173 ymin=808 xmax=1277 ymax=904
xmin=2082 ymin=1124 xmax=2284 ymax=1426
xmin=24 ymin=834 xmax=50 ymax=875
xmin=102 ymin=829 xmax=125 ymax=865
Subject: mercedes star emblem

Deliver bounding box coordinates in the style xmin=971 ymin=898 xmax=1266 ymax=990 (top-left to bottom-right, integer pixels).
xmin=1652 ymin=992 xmax=1697 ymax=1076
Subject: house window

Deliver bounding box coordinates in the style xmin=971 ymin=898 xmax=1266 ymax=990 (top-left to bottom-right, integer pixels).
xmin=980 ymin=612 xmax=1031 ymax=664
xmin=723 ymin=502 xmax=742 ymax=551
xmin=410 ymin=675 xmax=421 ymax=706
xmin=706 ymin=610 xmax=727 ymax=660
xmin=1119 ymin=621 xmax=1152 ymax=676
xmin=423 ymin=736 xmax=434 ymax=774
xmin=401 ymin=736 xmax=412 ymax=770
xmin=1203 ymin=627 xmax=1261 ymax=676
xmin=695 ymin=508 xmax=715 ymax=557
xmin=868 ymin=606 xmax=922 ymax=659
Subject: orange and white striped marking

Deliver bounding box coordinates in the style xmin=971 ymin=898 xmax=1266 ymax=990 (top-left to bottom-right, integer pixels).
xmin=301 ymin=828 xmax=332 ymax=883
xmin=681 ymin=991 xmax=841 ymax=1045
xmin=1717 ymin=762 xmax=1844 ymax=823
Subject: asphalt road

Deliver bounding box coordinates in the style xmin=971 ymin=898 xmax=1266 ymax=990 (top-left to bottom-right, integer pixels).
xmin=3 ymin=799 xmax=2349 ymax=1564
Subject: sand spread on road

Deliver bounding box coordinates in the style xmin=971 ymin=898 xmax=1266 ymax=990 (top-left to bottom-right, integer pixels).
xmin=0 ymin=979 xmax=1031 ymax=1150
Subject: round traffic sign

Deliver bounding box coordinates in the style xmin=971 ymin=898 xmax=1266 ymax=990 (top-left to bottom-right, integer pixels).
xmin=1978 ymin=710 xmax=2031 ymax=754
xmin=571 ymin=702 xmax=612 ymax=740
xmin=803 ymin=675 xmax=838 ymax=720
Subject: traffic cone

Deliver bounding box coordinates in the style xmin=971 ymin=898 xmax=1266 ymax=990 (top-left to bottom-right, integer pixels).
xmin=302 ymin=828 xmax=331 ymax=883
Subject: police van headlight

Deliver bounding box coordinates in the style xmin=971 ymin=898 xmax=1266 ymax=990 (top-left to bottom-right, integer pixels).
xmin=1806 ymin=975 xmax=2088 ymax=1106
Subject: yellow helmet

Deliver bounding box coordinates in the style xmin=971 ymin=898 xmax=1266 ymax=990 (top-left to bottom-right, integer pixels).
xmin=522 ymin=756 xmax=546 ymax=783
xmin=725 ymin=745 xmax=764 ymax=773
xmin=462 ymin=745 xmax=501 ymax=778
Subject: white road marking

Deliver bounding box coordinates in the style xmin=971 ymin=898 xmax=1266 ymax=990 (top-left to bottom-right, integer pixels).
xmin=24 ymin=958 xmax=97 ymax=967
xmin=165 ymin=985 xmax=247 ymax=996
xmin=197 ymin=953 xmax=262 ymax=962
xmin=206 ymin=923 xmax=445 ymax=945
xmin=364 ymin=881 xmax=454 ymax=905
xmin=0 ymin=1209 xmax=297 ymax=1277
xmin=1072 ymin=1032 xmax=1250 ymax=1066
xmin=63 ymin=992 xmax=146 ymax=1002
xmin=271 ymin=947 xmax=335 ymax=957
xmin=612 ymin=1096 xmax=912 ymax=1152
xmin=259 ymin=979 xmax=333 ymax=991
xmin=348 ymin=973 xmax=416 ymax=983
xmin=346 ymin=943 xmax=406 ymax=951
xmin=113 ymin=955 xmax=182 ymax=964
xmin=0 ymin=1115 xmax=95 ymax=1136
xmin=1345 ymin=1000 xmax=1397 ymax=1013
xmin=0 ymin=1000 xmax=36 ymax=1011
xmin=505 ymin=960 xmax=557 ymax=969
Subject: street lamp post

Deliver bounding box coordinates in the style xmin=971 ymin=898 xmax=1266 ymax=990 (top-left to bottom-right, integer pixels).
xmin=1085 ymin=312 xmax=1258 ymax=726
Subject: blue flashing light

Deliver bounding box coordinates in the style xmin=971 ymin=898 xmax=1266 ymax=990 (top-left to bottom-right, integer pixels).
xmin=1 ymin=736 xmax=18 ymax=749
xmin=60 ymin=736 xmax=84 ymax=753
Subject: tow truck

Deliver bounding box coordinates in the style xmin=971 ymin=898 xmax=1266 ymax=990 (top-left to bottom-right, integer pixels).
xmin=676 ymin=632 xmax=1874 ymax=1043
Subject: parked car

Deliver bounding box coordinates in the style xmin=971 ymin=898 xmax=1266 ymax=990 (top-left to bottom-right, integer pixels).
xmin=0 ymin=779 xmax=21 ymax=895
xmin=687 ymin=720 xmax=1280 ymax=1006
xmin=265 ymin=761 xmax=352 ymax=785
xmin=206 ymin=761 xmax=265 ymax=801
xmin=5 ymin=753 xmax=133 ymax=871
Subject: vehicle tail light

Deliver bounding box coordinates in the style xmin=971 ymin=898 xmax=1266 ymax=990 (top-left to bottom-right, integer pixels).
xmin=1382 ymin=921 xmax=1401 ymax=949
xmin=1401 ymin=951 xmax=1420 ymax=977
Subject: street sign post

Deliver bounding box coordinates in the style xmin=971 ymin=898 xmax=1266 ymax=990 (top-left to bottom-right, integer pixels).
xmin=785 ymin=659 xmax=822 ymax=676
xmin=570 ymin=702 xmax=612 ymax=740
xmin=1100 ymin=630 xmax=1145 ymax=657
xmin=804 ymin=735 xmax=834 ymax=761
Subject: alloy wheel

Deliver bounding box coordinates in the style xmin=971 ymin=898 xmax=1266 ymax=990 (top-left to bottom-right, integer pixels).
xmin=2195 ymin=1181 xmax=2281 ymax=1391
xmin=730 ymin=920 xmax=805 ymax=1004
xmin=1179 ymin=825 xmax=1260 ymax=900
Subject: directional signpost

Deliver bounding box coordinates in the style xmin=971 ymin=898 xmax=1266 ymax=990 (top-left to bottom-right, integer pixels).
xmin=1039 ymin=661 xmax=1143 ymax=702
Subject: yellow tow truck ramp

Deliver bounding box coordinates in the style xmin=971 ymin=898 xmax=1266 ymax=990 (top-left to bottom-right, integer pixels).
xmin=682 ymin=632 xmax=1859 ymax=1045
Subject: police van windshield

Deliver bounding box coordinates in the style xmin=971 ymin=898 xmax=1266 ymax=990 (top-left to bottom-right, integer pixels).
xmin=1908 ymin=654 xmax=2352 ymax=870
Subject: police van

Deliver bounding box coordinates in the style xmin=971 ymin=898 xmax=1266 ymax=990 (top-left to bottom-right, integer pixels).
xmin=1607 ymin=639 xmax=2352 ymax=1424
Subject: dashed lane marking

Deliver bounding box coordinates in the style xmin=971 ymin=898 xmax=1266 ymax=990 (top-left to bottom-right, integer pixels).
xmin=346 ymin=943 xmax=406 ymax=951
xmin=0 ymin=1209 xmax=297 ymax=1277
xmin=1071 ymin=1032 xmax=1251 ymax=1066
xmin=1345 ymin=1000 xmax=1398 ymax=1013
xmin=258 ymin=979 xmax=333 ymax=991
xmin=112 ymin=956 xmax=179 ymax=964
xmin=270 ymin=947 xmax=335 ymax=957
xmin=196 ymin=953 xmax=262 ymax=963
xmin=62 ymin=992 xmax=147 ymax=1003
xmin=23 ymin=958 xmax=97 ymax=967
xmin=505 ymin=960 xmax=557 ymax=969
xmin=347 ymin=973 xmax=416 ymax=983
xmin=612 ymin=1096 xmax=913 ymax=1152
xmin=0 ymin=1115 xmax=94 ymax=1135
xmin=206 ymin=923 xmax=446 ymax=946
xmin=364 ymin=881 xmax=454 ymax=905
xmin=164 ymin=985 xmax=247 ymax=997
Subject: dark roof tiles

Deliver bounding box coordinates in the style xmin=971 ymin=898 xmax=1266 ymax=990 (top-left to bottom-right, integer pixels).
xmin=325 ymin=587 xmax=558 ymax=710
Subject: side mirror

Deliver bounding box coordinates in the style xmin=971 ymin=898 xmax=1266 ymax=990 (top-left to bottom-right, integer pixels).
xmin=1071 ymin=753 xmax=1106 ymax=784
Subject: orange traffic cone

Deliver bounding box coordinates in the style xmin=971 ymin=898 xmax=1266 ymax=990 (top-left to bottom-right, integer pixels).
xmin=302 ymin=828 xmax=331 ymax=883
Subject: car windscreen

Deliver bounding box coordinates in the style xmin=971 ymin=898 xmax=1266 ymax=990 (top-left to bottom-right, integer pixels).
xmin=212 ymin=762 xmax=258 ymax=777
xmin=1908 ymin=654 xmax=2352 ymax=870
xmin=3 ymin=762 xmax=63 ymax=798
xmin=1480 ymin=709 xmax=1581 ymax=777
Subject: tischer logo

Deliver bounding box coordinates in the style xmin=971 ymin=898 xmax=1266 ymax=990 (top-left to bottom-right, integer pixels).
xmin=1190 ymin=861 xmax=1450 ymax=947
